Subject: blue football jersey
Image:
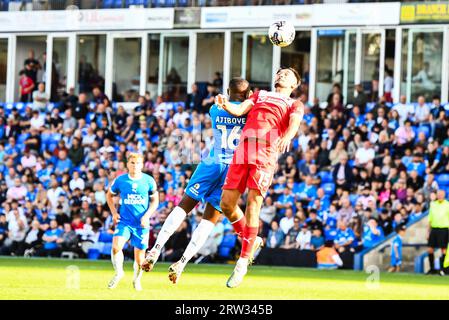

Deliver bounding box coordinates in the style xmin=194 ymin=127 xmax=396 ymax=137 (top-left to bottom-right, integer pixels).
xmin=109 ymin=173 xmax=157 ymax=227
xmin=391 ymin=235 xmax=403 ymax=258
xmin=208 ymin=103 xmax=246 ymax=165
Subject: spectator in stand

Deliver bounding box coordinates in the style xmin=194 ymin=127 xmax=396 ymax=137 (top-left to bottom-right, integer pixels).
xmin=352 ymin=84 xmax=368 ymax=114
xmin=295 ymin=223 xmax=312 ymax=250
xmin=334 ymin=220 xmax=355 ymax=253
xmin=383 ymin=69 xmax=393 ymax=103
xmin=40 ymin=219 xmax=62 ymax=257
xmin=326 ymin=83 xmax=343 ymax=107
xmin=56 ymin=223 xmax=78 ymax=253
xmin=6 ymin=178 xmax=27 ymax=202
xmin=32 ymin=82 xmax=49 ymax=112
xmin=23 ymin=220 xmax=43 ymax=256
xmin=266 ymin=220 xmax=284 ymax=249
xmin=311 ymin=229 xmax=325 ymax=251
xmin=282 ymin=217 xmax=301 ymax=249
xmin=361 ymin=218 xmax=384 ymax=249
xmin=279 ymin=208 xmax=294 ymax=235
xmin=389 ymin=224 xmax=406 ymax=273
xmin=24 ymin=49 xmax=41 ymax=84
xmin=19 ymin=70 xmax=35 ymax=103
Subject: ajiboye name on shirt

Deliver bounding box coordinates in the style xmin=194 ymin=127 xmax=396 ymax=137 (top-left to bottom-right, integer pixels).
xmin=215 ymin=116 xmax=246 ymax=125
xmin=123 ymin=194 xmax=145 ymax=205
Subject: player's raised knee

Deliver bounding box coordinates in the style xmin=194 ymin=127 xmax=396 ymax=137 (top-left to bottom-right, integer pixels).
xmin=220 ymin=199 xmax=234 ymax=215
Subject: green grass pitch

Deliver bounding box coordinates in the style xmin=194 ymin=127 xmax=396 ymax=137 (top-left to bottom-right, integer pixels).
xmin=1 ymin=257 xmax=449 ymax=299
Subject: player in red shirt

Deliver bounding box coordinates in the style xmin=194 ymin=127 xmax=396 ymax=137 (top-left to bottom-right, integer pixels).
xmin=215 ymin=67 xmax=304 ymax=288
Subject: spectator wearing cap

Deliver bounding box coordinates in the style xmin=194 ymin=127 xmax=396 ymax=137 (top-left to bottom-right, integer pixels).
xmin=266 ymin=220 xmax=284 ymax=249
xmin=379 ymin=209 xmax=393 ymax=236
xmin=295 ymin=223 xmax=312 ymax=250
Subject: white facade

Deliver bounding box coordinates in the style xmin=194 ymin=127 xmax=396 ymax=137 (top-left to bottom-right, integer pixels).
xmin=0 ymin=3 xmax=448 ymax=104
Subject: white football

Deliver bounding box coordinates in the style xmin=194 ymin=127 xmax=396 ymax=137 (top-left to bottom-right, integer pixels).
xmin=268 ymin=21 xmax=296 ymax=48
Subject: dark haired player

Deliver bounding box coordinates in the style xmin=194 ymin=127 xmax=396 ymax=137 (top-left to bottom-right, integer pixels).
xmin=216 ymin=67 xmax=304 ymax=288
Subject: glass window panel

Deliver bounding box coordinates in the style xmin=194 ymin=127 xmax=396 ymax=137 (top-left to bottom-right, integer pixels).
xmin=51 ymin=38 xmax=68 ymax=102
xmin=147 ymin=34 xmax=160 ymax=102
xmin=410 ymin=31 xmax=442 ymax=102
xmin=361 ymin=33 xmax=381 ymax=102
xmin=231 ymin=32 xmax=243 ymax=78
xmin=76 ymin=35 xmax=106 ymax=95
xmin=113 ymin=37 xmax=141 ymax=102
xmin=196 ymin=33 xmax=224 ymax=92
xmin=162 ymin=36 xmax=189 ymax=102
xmin=280 ymin=31 xmax=310 ymax=97
xmin=246 ymin=34 xmax=272 ymax=91
xmin=0 ymin=39 xmax=7 ymax=103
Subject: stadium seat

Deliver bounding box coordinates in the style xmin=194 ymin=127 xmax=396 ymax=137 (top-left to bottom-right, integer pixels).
xmin=177 ymin=0 xmax=189 ymax=7
xmin=101 ymin=243 xmax=113 ymax=256
xmin=98 ymin=232 xmax=113 ymax=243
xmin=217 ymin=234 xmax=237 ymax=260
xmin=87 ymin=248 xmax=101 ymax=260
xmin=436 ymin=174 xmax=449 ymax=187
xmin=102 ymin=0 xmax=115 ymax=8
xmin=348 ymin=159 xmax=355 ymax=168
xmin=322 ymin=183 xmax=335 ymax=196
xmin=318 ymin=171 xmax=333 ymax=183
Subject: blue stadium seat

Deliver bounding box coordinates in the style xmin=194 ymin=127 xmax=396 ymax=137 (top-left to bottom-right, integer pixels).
xmin=318 ymin=171 xmax=333 ymax=183
xmin=87 ymin=248 xmax=101 ymax=260
xmin=177 ymin=0 xmax=189 ymax=6
xmin=101 ymin=243 xmax=113 ymax=256
xmin=348 ymin=159 xmax=355 ymax=168
xmin=436 ymin=174 xmax=449 ymax=187
xmin=416 ymin=126 xmax=430 ymax=139
xmin=113 ymin=0 xmax=123 ymax=8
xmin=102 ymin=0 xmax=115 ymax=8
xmin=98 ymin=232 xmax=113 ymax=243
xmin=366 ymin=102 xmax=375 ymax=112
xmin=322 ymin=183 xmax=335 ymax=196
xmin=219 ymin=233 xmax=237 ymax=248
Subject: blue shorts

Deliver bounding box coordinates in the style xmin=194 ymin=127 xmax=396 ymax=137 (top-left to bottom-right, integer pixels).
xmin=114 ymin=222 xmax=149 ymax=250
xmin=185 ymin=160 xmax=229 ymax=212
xmin=391 ymin=256 xmax=402 ymax=267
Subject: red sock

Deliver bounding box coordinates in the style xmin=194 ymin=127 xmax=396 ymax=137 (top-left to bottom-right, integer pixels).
xmin=240 ymin=225 xmax=258 ymax=258
xmin=231 ymin=215 xmax=246 ymax=238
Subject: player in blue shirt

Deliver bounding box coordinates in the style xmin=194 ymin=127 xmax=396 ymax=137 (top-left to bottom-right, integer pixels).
xmin=389 ymin=224 xmax=406 ymax=272
xmin=142 ymin=78 xmax=261 ymax=284
xmin=106 ymin=152 xmax=159 ymax=291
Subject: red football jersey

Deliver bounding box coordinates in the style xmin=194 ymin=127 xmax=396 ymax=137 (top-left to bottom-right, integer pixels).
xmin=241 ymin=90 xmax=300 ymax=144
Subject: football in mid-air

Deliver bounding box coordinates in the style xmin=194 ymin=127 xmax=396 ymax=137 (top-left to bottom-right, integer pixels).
xmin=268 ymin=21 xmax=295 ymax=47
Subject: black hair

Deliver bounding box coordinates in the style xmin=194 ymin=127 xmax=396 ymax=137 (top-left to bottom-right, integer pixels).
xmin=228 ymin=77 xmax=251 ymax=101
xmin=277 ymin=67 xmax=301 ymax=84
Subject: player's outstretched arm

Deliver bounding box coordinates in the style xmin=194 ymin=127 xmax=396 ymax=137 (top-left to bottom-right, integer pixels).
xmin=276 ymin=100 xmax=304 ymax=153
xmin=140 ymin=192 xmax=159 ymax=228
xmin=215 ymin=94 xmax=253 ymax=117
xmin=106 ymin=189 xmax=120 ymax=225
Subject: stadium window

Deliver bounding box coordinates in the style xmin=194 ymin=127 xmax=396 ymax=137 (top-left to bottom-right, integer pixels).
xmin=0 ymin=38 xmax=7 ymax=103
xmin=230 ymin=32 xmax=243 ymax=79
xmin=147 ymin=34 xmax=160 ymax=102
xmin=280 ymin=30 xmax=311 ymax=98
xmin=76 ymin=35 xmax=106 ymax=97
xmin=113 ymin=37 xmax=142 ymax=102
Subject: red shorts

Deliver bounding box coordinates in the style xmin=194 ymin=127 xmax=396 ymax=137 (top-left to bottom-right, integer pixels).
xmin=223 ymin=139 xmax=278 ymax=197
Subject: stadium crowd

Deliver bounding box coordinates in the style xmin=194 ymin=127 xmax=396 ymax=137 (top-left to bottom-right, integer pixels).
xmin=0 ymin=76 xmax=442 ymax=266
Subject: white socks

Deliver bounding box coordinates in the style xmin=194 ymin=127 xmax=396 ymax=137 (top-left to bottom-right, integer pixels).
xmin=133 ymin=261 xmax=143 ymax=282
xmin=180 ymin=219 xmax=215 ymax=266
xmin=153 ymin=206 xmax=187 ymax=251
xmin=111 ymin=250 xmax=124 ymax=276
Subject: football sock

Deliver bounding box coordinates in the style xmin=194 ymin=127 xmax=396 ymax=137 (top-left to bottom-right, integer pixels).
xmin=429 ymin=253 xmax=435 ymax=271
xmin=440 ymin=254 xmax=446 ymax=271
xmin=240 ymin=225 xmax=258 ymax=259
xmin=154 ymin=206 xmax=187 ymax=251
xmin=133 ymin=261 xmax=143 ymax=282
xmin=111 ymin=250 xmax=124 ymax=275
xmin=180 ymin=219 xmax=215 ymax=266
xmin=231 ymin=214 xmax=246 ymax=238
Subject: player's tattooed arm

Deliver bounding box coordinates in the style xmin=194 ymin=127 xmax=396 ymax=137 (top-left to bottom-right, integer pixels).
xmin=141 ymin=192 xmax=159 ymax=228
xmin=276 ymin=100 xmax=304 ymax=153
xmin=215 ymin=94 xmax=253 ymax=116
xmin=106 ymin=189 xmax=120 ymax=225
